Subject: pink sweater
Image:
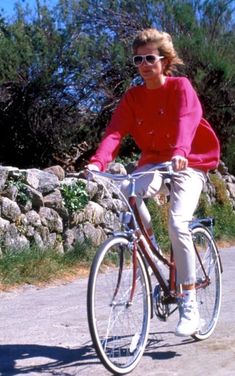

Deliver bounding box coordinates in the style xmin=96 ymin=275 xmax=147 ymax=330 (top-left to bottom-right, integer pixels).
xmin=90 ymin=77 xmax=220 ymax=172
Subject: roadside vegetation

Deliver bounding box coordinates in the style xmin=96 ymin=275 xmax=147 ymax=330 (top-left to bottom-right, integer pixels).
xmin=0 ymin=240 xmax=96 ymax=290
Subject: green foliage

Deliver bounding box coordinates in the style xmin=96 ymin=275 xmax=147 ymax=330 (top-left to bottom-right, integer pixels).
xmin=209 ymin=174 xmax=231 ymax=205
xmin=60 ymin=180 xmax=89 ymax=213
xmin=0 ymin=0 xmax=234 ymax=171
xmin=6 ymin=177 xmax=29 ymax=206
xmin=211 ymin=204 xmax=235 ymax=240
xmin=195 ymin=174 xmax=235 ymax=240
xmin=0 ymin=240 xmax=95 ymax=287
xmin=146 ymin=198 xmax=171 ymax=252
xmin=147 ymin=171 xmax=235 ymax=249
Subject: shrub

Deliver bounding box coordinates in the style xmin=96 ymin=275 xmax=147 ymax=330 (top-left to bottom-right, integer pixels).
xmin=195 ymin=174 xmax=235 ymax=241
xmin=146 ymin=198 xmax=171 ymax=252
xmin=60 ymin=180 xmax=89 ymax=214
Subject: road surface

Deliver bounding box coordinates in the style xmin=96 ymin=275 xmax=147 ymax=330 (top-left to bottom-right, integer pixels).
xmin=0 ymin=247 xmax=235 ymax=376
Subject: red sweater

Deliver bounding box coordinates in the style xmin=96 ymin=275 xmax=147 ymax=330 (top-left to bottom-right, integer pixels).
xmin=90 ymin=76 xmax=220 ymax=172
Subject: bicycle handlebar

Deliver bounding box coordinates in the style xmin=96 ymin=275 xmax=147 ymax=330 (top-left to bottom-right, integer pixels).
xmin=86 ymin=161 xmax=175 ymax=182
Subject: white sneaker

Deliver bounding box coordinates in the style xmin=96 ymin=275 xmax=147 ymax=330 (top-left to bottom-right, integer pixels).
xmin=175 ymin=301 xmax=200 ymax=337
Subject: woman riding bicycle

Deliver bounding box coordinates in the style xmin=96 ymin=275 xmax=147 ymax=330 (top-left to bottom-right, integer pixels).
xmin=87 ymin=28 xmax=220 ymax=337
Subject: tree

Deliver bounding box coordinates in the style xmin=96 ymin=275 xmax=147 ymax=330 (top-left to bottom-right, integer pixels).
xmin=0 ymin=0 xmax=234 ymax=171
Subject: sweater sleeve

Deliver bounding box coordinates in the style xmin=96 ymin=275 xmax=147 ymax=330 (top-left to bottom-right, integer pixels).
xmin=89 ymin=92 xmax=134 ymax=171
xmin=171 ymin=77 xmax=202 ymax=158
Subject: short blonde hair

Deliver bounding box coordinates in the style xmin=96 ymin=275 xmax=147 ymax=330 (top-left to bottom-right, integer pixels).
xmin=132 ymin=28 xmax=184 ymax=75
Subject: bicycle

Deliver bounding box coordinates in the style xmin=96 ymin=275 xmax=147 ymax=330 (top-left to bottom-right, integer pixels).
xmin=86 ymin=162 xmax=223 ymax=375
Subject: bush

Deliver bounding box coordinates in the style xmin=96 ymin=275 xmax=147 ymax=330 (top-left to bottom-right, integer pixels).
xmin=146 ymin=198 xmax=171 ymax=252
xmin=60 ymin=180 xmax=89 ymax=214
xmin=195 ymin=174 xmax=235 ymax=241
xmin=147 ymin=172 xmax=235 ymax=251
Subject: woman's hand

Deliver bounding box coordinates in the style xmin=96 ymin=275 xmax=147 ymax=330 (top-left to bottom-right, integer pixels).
xmin=86 ymin=164 xmax=100 ymax=172
xmin=171 ymin=156 xmax=188 ymax=171
xmin=83 ymin=164 xmax=100 ymax=179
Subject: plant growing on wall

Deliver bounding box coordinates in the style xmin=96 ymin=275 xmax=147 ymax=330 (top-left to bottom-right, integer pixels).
xmin=6 ymin=177 xmax=29 ymax=206
xmin=60 ymin=180 xmax=89 ymax=214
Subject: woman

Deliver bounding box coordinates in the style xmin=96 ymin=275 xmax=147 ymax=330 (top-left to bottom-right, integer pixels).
xmin=87 ymin=28 xmax=220 ymax=337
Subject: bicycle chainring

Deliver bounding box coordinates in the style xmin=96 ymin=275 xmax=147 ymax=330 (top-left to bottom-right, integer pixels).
xmin=153 ymin=284 xmax=170 ymax=321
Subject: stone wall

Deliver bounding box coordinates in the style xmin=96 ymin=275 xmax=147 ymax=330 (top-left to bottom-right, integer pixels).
xmin=0 ymin=162 xmax=234 ymax=254
xmin=0 ymin=164 xmax=125 ymax=254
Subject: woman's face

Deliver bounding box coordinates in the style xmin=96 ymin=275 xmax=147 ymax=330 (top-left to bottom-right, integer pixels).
xmin=135 ymin=42 xmax=165 ymax=88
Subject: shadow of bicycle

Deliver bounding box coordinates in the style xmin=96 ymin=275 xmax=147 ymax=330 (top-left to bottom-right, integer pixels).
xmin=144 ymin=330 xmax=195 ymax=361
xmin=0 ymin=342 xmax=99 ymax=376
xmin=0 ymin=331 xmax=196 ymax=375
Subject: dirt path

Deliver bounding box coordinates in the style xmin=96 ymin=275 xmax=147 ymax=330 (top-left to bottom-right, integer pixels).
xmin=0 ymin=247 xmax=235 ymax=376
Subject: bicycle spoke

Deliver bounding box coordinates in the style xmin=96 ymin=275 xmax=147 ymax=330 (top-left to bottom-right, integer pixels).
xmin=192 ymin=226 xmax=222 ymax=340
xmin=87 ymin=236 xmax=151 ymax=374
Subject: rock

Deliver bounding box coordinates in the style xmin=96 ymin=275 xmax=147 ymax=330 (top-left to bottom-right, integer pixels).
xmin=81 ymin=222 xmax=106 ymax=246
xmin=0 ymin=168 xmax=9 ymax=191
xmin=0 ymin=197 xmax=21 ymax=221
xmin=0 ymin=217 xmax=10 ymax=233
xmin=39 ymin=207 xmax=63 ymax=233
xmin=26 ymin=210 xmax=42 ymax=227
xmin=44 ymin=165 xmax=65 ymax=181
xmin=22 ymin=184 xmax=44 ymax=208
xmin=23 ymin=169 xmax=60 ymax=194
xmin=227 ymin=183 xmax=235 ymax=199
xmin=43 ymin=189 xmax=63 ymax=210
xmin=71 ymin=201 xmax=104 ymax=225
xmin=1 ymin=185 xmax=18 ymax=201
xmin=3 ymin=223 xmax=29 ymax=250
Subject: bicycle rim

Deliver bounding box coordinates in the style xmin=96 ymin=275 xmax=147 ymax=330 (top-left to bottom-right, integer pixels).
xmin=87 ymin=235 xmax=151 ymax=375
xmin=191 ymin=226 xmax=222 ymax=340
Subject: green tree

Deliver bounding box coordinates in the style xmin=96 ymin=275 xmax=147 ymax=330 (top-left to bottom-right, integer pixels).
xmin=0 ymin=0 xmax=234 ymax=171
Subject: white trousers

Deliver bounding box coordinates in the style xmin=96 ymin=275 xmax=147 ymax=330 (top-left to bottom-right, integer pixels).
xmin=122 ymin=164 xmax=207 ymax=285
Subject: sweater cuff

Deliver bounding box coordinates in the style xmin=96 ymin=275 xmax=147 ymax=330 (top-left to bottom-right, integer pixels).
xmin=172 ymin=149 xmax=187 ymax=158
xmin=89 ymin=159 xmax=104 ymax=171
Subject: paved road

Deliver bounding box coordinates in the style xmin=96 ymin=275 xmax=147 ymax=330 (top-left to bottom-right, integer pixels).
xmin=0 ymin=247 xmax=235 ymax=376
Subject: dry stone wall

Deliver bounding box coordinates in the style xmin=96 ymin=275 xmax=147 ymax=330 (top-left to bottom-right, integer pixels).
xmin=0 ymin=164 xmax=125 ymax=254
xmin=0 ymin=162 xmax=234 ymax=254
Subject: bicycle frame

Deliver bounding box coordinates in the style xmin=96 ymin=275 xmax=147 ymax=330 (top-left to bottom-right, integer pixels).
xmin=124 ymin=187 xmax=177 ymax=307
xmin=87 ymin=164 xmax=223 ymax=374
xmin=88 ymin=163 xmax=178 ymax=309
xmin=87 ymin=163 xmax=219 ymax=312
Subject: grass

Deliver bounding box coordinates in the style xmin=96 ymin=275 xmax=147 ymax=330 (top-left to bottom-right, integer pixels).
xmin=1 ymin=173 xmax=235 ymax=290
xmin=0 ymin=241 xmax=96 ymax=290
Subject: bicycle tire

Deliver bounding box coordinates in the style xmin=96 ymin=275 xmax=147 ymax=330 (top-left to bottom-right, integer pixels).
xmin=191 ymin=225 xmax=222 ymax=340
xmin=87 ymin=235 xmax=151 ymax=375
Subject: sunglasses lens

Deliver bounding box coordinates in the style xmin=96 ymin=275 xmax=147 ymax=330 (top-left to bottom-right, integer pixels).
xmin=133 ymin=56 xmax=143 ymax=66
xmin=146 ymin=55 xmax=157 ymax=64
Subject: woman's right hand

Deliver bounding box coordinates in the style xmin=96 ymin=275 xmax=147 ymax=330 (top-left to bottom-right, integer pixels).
xmin=84 ymin=164 xmax=100 ymax=179
xmin=86 ymin=164 xmax=100 ymax=171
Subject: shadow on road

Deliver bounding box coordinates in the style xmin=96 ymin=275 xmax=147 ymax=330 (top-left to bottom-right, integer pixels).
xmin=0 ymin=332 xmax=203 ymax=375
xmin=144 ymin=330 xmax=195 ymax=361
xmin=0 ymin=342 xmax=99 ymax=376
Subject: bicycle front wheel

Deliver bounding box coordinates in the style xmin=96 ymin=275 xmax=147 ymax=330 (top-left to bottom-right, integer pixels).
xmin=191 ymin=225 xmax=222 ymax=340
xmin=87 ymin=235 xmax=151 ymax=375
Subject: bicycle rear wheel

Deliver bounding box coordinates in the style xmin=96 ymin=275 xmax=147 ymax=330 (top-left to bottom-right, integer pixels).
xmin=191 ymin=225 xmax=222 ymax=340
xmin=87 ymin=235 xmax=151 ymax=375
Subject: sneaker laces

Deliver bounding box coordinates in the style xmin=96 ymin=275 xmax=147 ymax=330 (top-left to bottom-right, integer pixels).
xmin=180 ymin=301 xmax=198 ymax=320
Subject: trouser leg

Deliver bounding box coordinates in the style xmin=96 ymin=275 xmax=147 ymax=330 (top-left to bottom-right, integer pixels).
xmin=168 ymin=169 xmax=206 ymax=285
xmin=121 ymin=164 xmax=164 ymax=231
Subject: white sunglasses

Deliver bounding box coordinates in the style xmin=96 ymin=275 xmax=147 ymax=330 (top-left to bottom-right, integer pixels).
xmin=133 ymin=54 xmax=164 ymax=67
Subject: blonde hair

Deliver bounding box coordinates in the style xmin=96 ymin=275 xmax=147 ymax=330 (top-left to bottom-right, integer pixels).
xmin=132 ymin=28 xmax=184 ymax=75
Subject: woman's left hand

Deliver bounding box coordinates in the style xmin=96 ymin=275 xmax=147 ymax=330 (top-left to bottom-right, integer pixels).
xmin=171 ymin=156 xmax=188 ymax=171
